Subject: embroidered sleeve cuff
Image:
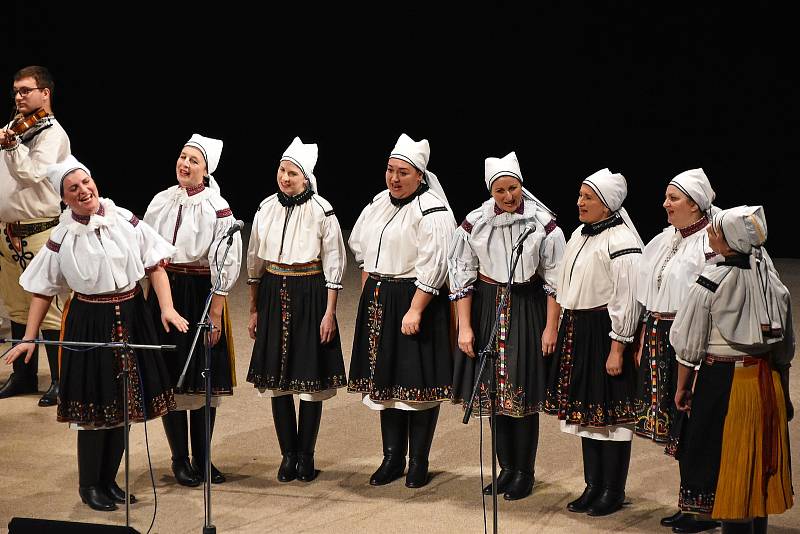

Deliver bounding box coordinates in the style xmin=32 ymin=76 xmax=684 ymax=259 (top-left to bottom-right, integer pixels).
xmin=676 ymin=355 xmax=700 ymax=368
xmin=247 ymin=277 xmax=261 ymax=285
xmin=609 ymin=330 xmax=634 ymax=343
xmin=213 ymin=289 xmax=229 ymax=296
xmin=542 ymin=283 xmax=557 ymax=297
xmin=449 ymin=286 xmax=474 ymax=301
xmin=325 ymin=281 xmax=343 ymax=290
xmin=415 ymin=280 xmax=440 ymax=295
xmin=144 ymin=259 xmax=169 ymax=275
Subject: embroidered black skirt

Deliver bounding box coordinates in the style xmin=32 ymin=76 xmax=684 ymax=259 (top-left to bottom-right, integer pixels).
xmin=452 ymin=278 xmax=551 ymax=417
xmin=247 ymin=271 xmax=347 ymax=393
xmin=634 ymin=313 xmax=679 ymax=444
xmin=543 ymin=308 xmax=637 ymax=427
xmin=347 ymin=276 xmax=453 ymax=403
xmin=147 ymin=268 xmax=235 ymax=395
xmin=57 ymin=286 xmax=176 ymax=427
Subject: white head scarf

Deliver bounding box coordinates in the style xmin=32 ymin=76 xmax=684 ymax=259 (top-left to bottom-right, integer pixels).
xmin=484 ymin=151 xmax=555 ymax=215
xmin=582 ymin=168 xmax=643 ymax=245
xmin=669 ymin=168 xmax=718 ymax=217
xmin=185 ymin=133 xmax=223 ymax=192
xmin=46 ymin=154 xmax=91 ymax=197
xmin=389 ymin=133 xmax=450 ymax=208
xmin=712 ymin=205 xmax=767 ymax=255
xmin=280 ymin=136 xmax=319 ymax=194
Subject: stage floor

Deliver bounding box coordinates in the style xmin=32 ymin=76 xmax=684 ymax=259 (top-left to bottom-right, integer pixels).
xmin=1 ymin=239 xmax=798 ymax=533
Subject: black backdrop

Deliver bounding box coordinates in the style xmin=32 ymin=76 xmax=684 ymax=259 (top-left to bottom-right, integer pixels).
xmin=6 ymin=3 xmax=797 ymax=256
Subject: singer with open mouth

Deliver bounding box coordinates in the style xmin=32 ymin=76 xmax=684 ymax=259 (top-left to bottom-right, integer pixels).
xmin=144 ymin=133 xmax=242 ymax=487
xmin=448 ymin=151 xmax=565 ymax=501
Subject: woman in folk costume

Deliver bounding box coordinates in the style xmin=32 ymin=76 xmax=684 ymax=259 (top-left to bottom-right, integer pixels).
xmin=544 ymin=168 xmax=643 ymax=516
xmin=448 ymin=151 xmax=565 ymax=501
xmin=348 ymin=133 xmax=456 ymax=489
xmin=144 ymin=134 xmax=242 ymax=486
xmin=4 ymin=155 xmax=187 ymax=511
xmin=247 ymin=137 xmax=347 ymax=483
xmin=670 ymin=206 xmax=794 ymax=534
xmin=634 ymin=168 xmax=721 ymax=533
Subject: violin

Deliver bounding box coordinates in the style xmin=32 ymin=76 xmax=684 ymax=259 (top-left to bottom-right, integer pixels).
xmin=1 ymin=108 xmax=48 ymax=148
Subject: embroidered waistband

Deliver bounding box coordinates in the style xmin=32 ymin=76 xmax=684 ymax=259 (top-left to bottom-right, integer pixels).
xmin=166 ymin=263 xmax=211 ymax=276
xmin=75 ymin=285 xmax=141 ymax=303
xmin=368 ymin=273 xmax=416 ymax=283
xmin=266 ymin=260 xmax=322 ymax=277
xmin=704 ymin=353 xmax=769 ymax=366
xmin=647 ymin=311 xmax=676 ymax=321
xmin=5 ymin=217 xmax=60 ymax=238
xmin=478 ymin=273 xmax=542 ymax=286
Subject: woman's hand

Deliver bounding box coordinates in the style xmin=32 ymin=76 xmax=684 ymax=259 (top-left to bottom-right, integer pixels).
xmin=401 ymin=308 xmax=422 ymax=336
xmin=606 ymin=349 xmax=623 ymax=376
xmin=248 ymin=311 xmax=258 ymax=340
xmin=675 ymin=387 xmax=693 ymax=413
xmin=206 ymin=310 xmax=222 ymax=347
xmin=320 ymin=312 xmax=337 ymax=344
xmin=458 ymin=326 xmax=476 ymax=358
xmin=161 ymin=307 xmax=189 ymax=333
xmin=4 ymin=341 xmax=36 ymax=365
xmin=541 ymin=326 xmax=557 ymax=356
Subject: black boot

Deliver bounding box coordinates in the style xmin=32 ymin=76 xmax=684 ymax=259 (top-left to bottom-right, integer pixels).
xmin=587 ymin=440 xmax=631 ymax=516
xmin=567 ymin=437 xmax=603 ymax=512
xmin=483 ymin=415 xmax=514 ymax=495
xmin=297 ymin=400 xmax=322 ymax=482
xmin=504 ymin=413 xmax=539 ymax=501
xmin=369 ymin=408 xmax=408 ymax=486
xmin=0 ymin=321 xmax=38 ymax=399
xmin=78 ymin=430 xmax=116 ymax=511
xmin=752 ymin=517 xmax=767 ymax=534
xmin=38 ymin=329 xmax=60 ymax=407
xmin=191 ymin=407 xmax=226 ymax=483
xmin=100 ymin=427 xmax=137 ymax=504
xmin=162 ymin=410 xmax=202 ymax=487
xmin=661 ymin=510 xmax=685 ymax=526
xmin=671 ymin=514 xmax=723 ymax=533
xmin=271 ymin=396 xmax=298 ymax=482
xmin=721 ymin=520 xmax=754 ymax=534
xmin=406 ymin=405 xmax=440 ymax=488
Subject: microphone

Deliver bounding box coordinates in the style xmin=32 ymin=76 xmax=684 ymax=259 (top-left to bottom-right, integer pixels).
xmin=225 ymin=220 xmax=244 ymax=238
xmin=511 ymin=221 xmax=536 ymax=250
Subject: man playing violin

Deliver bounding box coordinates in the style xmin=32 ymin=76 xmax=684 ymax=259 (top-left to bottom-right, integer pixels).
xmin=0 ymin=65 xmax=71 ymax=406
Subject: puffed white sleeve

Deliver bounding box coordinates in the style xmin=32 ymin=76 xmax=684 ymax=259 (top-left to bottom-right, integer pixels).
xmin=209 ymin=210 xmax=242 ymax=296
xmin=669 ymin=278 xmax=714 ymax=367
xmin=348 ymin=203 xmax=371 ymax=270
xmin=133 ymin=216 xmax=176 ymax=271
xmin=246 ymin=211 xmax=266 ymax=284
xmin=538 ymin=223 xmax=566 ymax=297
xmin=4 ymin=127 xmax=69 ymax=188
xmin=415 ymin=209 xmax=456 ymax=295
xmin=607 ymin=249 xmax=643 ymax=343
xmin=18 ymin=237 xmax=69 ymax=296
xmin=321 ymin=213 xmax=346 ymax=290
xmin=447 ymin=225 xmax=478 ymax=300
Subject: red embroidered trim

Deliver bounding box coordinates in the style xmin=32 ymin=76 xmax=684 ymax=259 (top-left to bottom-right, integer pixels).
xmin=46 ymin=239 xmax=61 ymax=252
xmin=216 ymin=207 xmax=232 ymax=218
xmin=460 ymin=219 xmax=474 ymax=234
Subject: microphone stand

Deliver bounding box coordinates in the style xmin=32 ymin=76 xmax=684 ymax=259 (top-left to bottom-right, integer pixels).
xmin=176 ymin=231 xmax=236 ymax=534
xmin=1 ymin=337 xmax=175 ymax=530
xmin=462 ymin=236 xmax=527 ymax=534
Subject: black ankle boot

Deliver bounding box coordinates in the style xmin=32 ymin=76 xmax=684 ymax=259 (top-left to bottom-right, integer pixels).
xmin=191 ymin=407 xmax=225 ymax=483
xmin=297 ymin=400 xmax=322 ymax=482
xmin=78 ymin=430 xmax=116 ymax=511
xmin=721 ymin=520 xmax=754 ymax=534
xmin=406 ymin=406 xmax=439 ymax=488
xmin=0 ymin=322 xmax=38 ymax=399
xmin=661 ymin=510 xmax=684 ymax=526
xmin=671 ymin=514 xmax=722 ymax=533
xmin=370 ymin=409 xmax=407 ymax=486
xmin=272 ymin=396 xmax=298 ymax=482
xmin=483 ymin=415 xmax=514 ymax=495
xmin=567 ymin=437 xmax=603 ymax=512
xmin=100 ymin=427 xmax=136 ymax=504
xmin=587 ymin=440 xmax=631 ymax=516
xmin=38 ymin=330 xmax=60 ymax=407
xmin=162 ymin=411 xmax=202 ymax=487
xmin=503 ymin=413 xmax=539 ymax=501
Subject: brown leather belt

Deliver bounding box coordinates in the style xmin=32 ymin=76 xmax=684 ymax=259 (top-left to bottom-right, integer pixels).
xmin=6 ymin=217 xmax=59 ymax=238
xmin=478 ymin=273 xmax=542 ymax=286
xmin=166 ymin=263 xmax=211 ymax=276
xmin=368 ymin=273 xmax=416 ymax=284
xmin=266 ymin=260 xmax=323 ymax=277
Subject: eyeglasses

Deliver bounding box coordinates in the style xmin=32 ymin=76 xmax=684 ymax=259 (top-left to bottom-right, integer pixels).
xmin=10 ymin=87 xmax=43 ymax=98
